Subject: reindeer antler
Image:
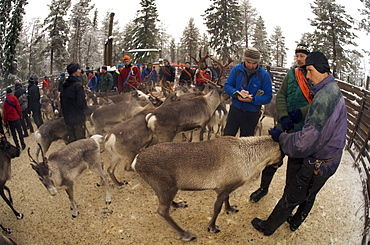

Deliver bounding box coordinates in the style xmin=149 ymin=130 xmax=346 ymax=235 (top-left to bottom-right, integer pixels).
xmin=189 ymin=52 xmax=217 ymax=86
xmin=28 ymin=148 xmax=38 ymax=166
xmin=208 ymin=54 xmax=234 ymax=86
xmin=159 ymin=79 xmax=175 ymax=93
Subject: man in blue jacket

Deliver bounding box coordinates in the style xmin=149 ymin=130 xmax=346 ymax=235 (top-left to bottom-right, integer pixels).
xmin=224 ymin=47 xmax=272 ymax=137
xmin=252 ymin=51 xmax=347 ymax=235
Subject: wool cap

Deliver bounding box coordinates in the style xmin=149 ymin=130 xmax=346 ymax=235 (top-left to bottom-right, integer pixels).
xmin=28 ymin=77 xmax=35 ymax=84
xmin=117 ymin=64 xmax=123 ymax=68
xmin=102 ymin=66 xmax=108 ymax=71
xmin=305 ymin=51 xmax=331 ymax=74
xmin=67 ymin=62 xmax=81 ymax=75
xmin=244 ymin=47 xmax=261 ymax=63
xmin=123 ymin=55 xmax=131 ymax=61
xmin=60 ymin=72 xmax=65 ymax=77
xmin=295 ymin=43 xmax=310 ymax=56
xmin=6 ymin=88 xmax=12 ymax=94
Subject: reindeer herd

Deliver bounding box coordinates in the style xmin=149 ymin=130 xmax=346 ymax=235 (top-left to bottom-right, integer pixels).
xmin=0 ymin=54 xmax=279 ymax=242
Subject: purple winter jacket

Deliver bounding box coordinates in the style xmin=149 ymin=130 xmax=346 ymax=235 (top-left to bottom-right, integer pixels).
xmin=279 ymin=75 xmax=347 ymax=177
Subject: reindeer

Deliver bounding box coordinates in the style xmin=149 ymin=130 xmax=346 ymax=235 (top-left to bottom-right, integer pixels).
xmin=206 ymin=101 xmax=228 ymax=140
xmin=146 ymin=53 xmax=232 ymax=143
xmin=29 ymin=135 xmax=111 ymax=218
xmin=34 ymin=117 xmax=69 ymax=161
xmin=91 ymin=90 xmax=151 ymax=134
xmin=255 ymin=94 xmax=277 ymax=136
xmin=104 ymin=108 xmax=155 ymax=186
xmin=132 ymin=135 xmax=283 ymax=241
xmin=0 ymin=135 xmax=23 ymax=220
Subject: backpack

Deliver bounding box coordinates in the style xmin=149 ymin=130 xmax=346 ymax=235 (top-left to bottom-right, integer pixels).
xmin=18 ymin=93 xmax=28 ymax=111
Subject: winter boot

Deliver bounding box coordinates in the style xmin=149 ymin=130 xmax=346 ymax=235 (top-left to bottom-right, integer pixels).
xmin=250 ymin=165 xmax=278 ymax=202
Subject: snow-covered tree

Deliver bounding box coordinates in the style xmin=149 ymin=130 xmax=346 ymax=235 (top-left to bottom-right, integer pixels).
xmin=203 ymin=0 xmax=242 ymax=62
xmin=179 ymin=18 xmax=200 ymax=63
xmin=43 ymin=0 xmax=71 ymax=74
xmin=69 ymin=0 xmax=94 ymax=65
xmin=240 ymin=0 xmax=257 ymax=48
xmin=131 ymin=0 xmax=159 ymax=64
xmin=359 ymin=0 xmax=370 ymax=34
xmin=269 ymin=26 xmax=287 ymax=67
xmin=252 ymin=16 xmax=270 ymax=65
xmin=309 ymin=0 xmax=358 ymax=77
xmin=0 ymin=0 xmax=27 ymax=85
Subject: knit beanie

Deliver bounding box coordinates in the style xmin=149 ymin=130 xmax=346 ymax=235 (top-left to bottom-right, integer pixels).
xmin=305 ymin=51 xmax=331 ymax=74
xmin=67 ymin=62 xmax=81 ymax=75
xmin=244 ymin=47 xmax=261 ymax=63
xmin=123 ymin=55 xmax=131 ymax=61
xmin=295 ymin=43 xmax=310 ymax=56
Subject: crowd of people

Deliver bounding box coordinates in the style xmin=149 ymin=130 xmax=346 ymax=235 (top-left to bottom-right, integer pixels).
xmin=1 ymin=45 xmax=347 ymax=238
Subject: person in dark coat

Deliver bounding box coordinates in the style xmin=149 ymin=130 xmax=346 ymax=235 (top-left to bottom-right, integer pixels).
xmin=14 ymin=82 xmax=34 ymax=137
xmin=60 ymin=62 xmax=87 ymax=143
xmin=3 ymin=88 xmax=26 ymax=150
xmin=179 ymin=62 xmax=195 ymax=88
xmin=27 ymin=77 xmax=44 ymax=128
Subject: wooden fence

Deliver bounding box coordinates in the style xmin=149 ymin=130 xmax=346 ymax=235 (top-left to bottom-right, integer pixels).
xmin=271 ymin=67 xmax=370 ymax=244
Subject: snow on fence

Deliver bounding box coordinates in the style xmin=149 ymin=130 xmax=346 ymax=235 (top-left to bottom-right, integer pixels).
xmin=271 ymin=67 xmax=370 ymax=245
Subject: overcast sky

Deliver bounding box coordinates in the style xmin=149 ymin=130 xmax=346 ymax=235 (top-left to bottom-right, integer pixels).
xmin=24 ymin=0 xmax=369 ymax=68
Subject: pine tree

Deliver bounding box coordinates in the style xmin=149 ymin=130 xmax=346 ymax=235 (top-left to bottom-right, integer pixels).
xmin=0 ymin=0 xmax=27 ymax=85
xmin=84 ymin=9 xmax=102 ymax=69
xmin=131 ymin=0 xmax=159 ymax=64
xmin=240 ymin=0 xmax=257 ymax=48
xmin=309 ymin=0 xmax=358 ymax=77
xmin=359 ymin=0 xmax=370 ymax=33
xmin=203 ymin=0 xmax=242 ymax=61
xmin=179 ymin=18 xmax=200 ymax=63
xmin=69 ymin=0 xmax=94 ymax=65
xmin=252 ymin=16 xmax=270 ymax=64
xmin=269 ymin=26 xmax=287 ymax=67
xmin=43 ymin=0 xmax=71 ymax=74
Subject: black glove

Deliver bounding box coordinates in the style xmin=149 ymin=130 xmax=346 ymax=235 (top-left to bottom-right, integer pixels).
xmin=268 ymin=127 xmax=283 ymax=142
xmin=288 ymin=109 xmax=303 ymax=124
xmin=280 ymin=116 xmax=293 ymax=131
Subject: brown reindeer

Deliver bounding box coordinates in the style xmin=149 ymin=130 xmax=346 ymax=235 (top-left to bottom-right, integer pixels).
xmin=132 ymin=135 xmax=283 ymax=241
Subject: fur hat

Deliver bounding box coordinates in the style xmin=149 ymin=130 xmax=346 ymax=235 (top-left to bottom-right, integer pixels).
xmin=295 ymin=43 xmax=310 ymax=56
xmin=305 ymin=51 xmax=331 ymax=74
xmin=244 ymin=47 xmax=261 ymax=63
xmin=67 ymin=62 xmax=81 ymax=75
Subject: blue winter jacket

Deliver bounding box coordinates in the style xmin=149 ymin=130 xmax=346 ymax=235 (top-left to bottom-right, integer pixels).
xmin=224 ymin=63 xmax=272 ymax=112
xmin=279 ymin=75 xmax=347 ymax=177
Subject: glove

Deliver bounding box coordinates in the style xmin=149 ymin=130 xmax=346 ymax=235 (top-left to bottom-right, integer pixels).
xmin=280 ymin=116 xmax=293 ymax=131
xmin=288 ymin=109 xmax=302 ymax=124
xmin=269 ymin=127 xmax=283 ymax=142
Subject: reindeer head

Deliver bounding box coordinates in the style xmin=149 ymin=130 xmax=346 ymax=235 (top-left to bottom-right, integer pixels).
xmin=28 ymin=147 xmax=58 ymax=196
xmin=0 ymin=134 xmax=20 ymax=159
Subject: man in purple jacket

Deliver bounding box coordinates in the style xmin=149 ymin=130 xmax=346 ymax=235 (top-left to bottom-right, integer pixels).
xmin=252 ymin=51 xmax=347 ymax=236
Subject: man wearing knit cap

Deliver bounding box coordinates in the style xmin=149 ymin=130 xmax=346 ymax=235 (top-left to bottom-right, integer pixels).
xmin=60 ymin=62 xmax=87 ymax=143
xmin=250 ymin=43 xmax=312 ymax=203
xmin=224 ymin=47 xmax=272 ymax=137
xmin=118 ymin=55 xmax=142 ymax=93
xmin=99 ymin=65 xmax=113 ymax=92
xmin=252 ymin=51 xmax=347 ymax=236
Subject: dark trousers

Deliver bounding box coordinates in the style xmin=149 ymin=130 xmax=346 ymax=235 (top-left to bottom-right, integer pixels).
xmin=263 ymin=161 xmax=331 ymax=233
xmin=224 ymin=104 xmax=260 ymax=137
xmin=30 ymin=108 xmax=44 ymax=128
xmin=67 ymin=123 xmax=86 ymax=144
xmin=20 ymin=110 xmax=34 ymax=135
xmin=8 ymin=120 xmax=25 ymax=148
xmin=259 ymin=157 xmax=303 ymax=191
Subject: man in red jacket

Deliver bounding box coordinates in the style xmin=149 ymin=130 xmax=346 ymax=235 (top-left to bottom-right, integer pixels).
xmin=3 ymin=88 xmax=26 ymax=150
xmin=118 ymin=55 xmax=141 ymax=93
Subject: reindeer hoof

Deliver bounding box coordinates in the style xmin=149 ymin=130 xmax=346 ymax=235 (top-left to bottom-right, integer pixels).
xmin=179 ymin=232 xmax=196 ymax=241
xmin=72 ymin=214 xmax=78 ymax=218
xmin=117 ymin=181 xmax=128 ymax=188
xmin=4 ymin=228 xmax=11 ymax=234
xmin=172 ymin=201 xmax=188 ymax=209
xmin=208 ymin=226 xmax=220 ymax=233
xmin=106 ymin=201 xmax=111 ymax=205
xmin=16 ymin=213 xmax=24 ymax=220
xmin=226 ymin=205 xmax=239 ymax=214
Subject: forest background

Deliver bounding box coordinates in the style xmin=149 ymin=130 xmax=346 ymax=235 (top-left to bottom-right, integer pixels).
xmin=1 ymin=0 xmax=369 ymax=87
